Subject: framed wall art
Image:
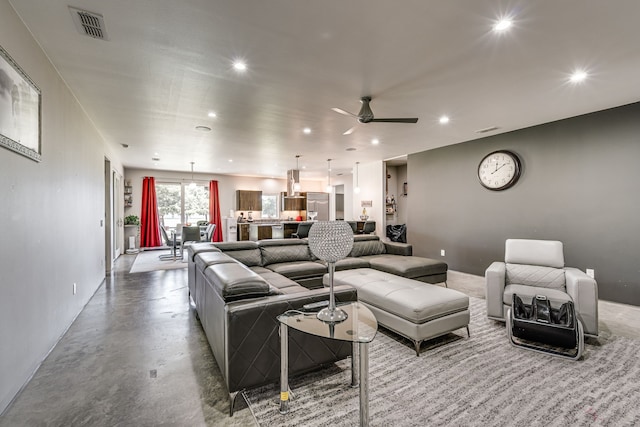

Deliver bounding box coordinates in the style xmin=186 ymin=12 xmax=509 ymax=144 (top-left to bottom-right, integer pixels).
xmin=0 ymin=44 xmax=41 ymax=162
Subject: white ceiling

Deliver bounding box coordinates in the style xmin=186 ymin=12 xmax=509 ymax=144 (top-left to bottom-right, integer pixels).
xmin=9 ymin=1 xmax=640 ymax=180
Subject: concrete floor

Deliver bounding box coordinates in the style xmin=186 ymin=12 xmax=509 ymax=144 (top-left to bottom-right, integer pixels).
xmin=0 ymin=254 xmax=256 ymax=427
xmin=1 ymin=259 xmax=639 ymax=426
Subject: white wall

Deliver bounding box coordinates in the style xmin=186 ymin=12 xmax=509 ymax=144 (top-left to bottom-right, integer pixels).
xmin=0 ymin=0 xmax=122 ymax=413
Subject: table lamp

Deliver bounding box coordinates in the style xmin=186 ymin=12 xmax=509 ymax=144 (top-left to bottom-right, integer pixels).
xmin=308 ymin=221 xmax=354 ymax=323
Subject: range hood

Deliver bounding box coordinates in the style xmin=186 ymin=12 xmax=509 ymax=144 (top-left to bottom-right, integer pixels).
xmin=285 ymin=169 xmax=304 ymax=198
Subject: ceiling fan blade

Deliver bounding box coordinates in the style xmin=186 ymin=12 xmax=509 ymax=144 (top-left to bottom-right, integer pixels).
xmin=369 ymin=118 xmax=419 ymax=123
xmin=332 ymin=107 xmax=358 ymax=118
xmin=343 ymin=126 xmax=357 ymax=135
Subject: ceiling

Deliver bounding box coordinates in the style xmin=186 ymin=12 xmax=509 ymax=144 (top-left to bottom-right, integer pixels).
xmin=9 ymin=1 xmax=640 ymax=180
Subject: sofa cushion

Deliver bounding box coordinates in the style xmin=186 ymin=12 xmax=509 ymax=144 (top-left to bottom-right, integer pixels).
xmin=266 ymin=261 xmax=327 ymax=279
xmin=249 ymin=266 xmax=272 ymax=274
xmin=187 ymin=242 xmax=221 ymax=262
xmin=505 ymin=263 xmax=565 ymax=289
xmin=194 ymin=251 xmax=236 ymax=271
xmin=332 ymin=257 xmax=371 ymax=271
xmin=366 ymin=255 xmax=447 ymax=279
xmin=259 ymin=239 xmax=312 ymax=265
xmin=348 ymin=235 xmax=385 ymax=257
xmin=204 ymin=263 xmax=270 ymax=302
xmin=213 ymin=241 xmax=263 ymax=267
xmin=257 ymin=271 xmax=308 ymax=295
xmin=505 ymin=239 xmax=564 ymax=268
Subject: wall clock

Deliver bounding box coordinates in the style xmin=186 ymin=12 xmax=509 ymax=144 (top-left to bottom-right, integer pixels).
xmin=477 ymin=150 xmax=521 ymax=191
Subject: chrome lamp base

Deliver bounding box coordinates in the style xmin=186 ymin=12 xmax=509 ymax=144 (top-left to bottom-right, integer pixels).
xmin=317 ymin=307 xmax=348 ymax=323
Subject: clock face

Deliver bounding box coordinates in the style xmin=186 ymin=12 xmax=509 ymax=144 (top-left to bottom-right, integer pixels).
xmin=478 ymin=150 xmax=521 ymax=191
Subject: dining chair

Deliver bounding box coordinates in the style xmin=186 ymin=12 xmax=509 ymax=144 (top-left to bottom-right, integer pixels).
xmin=159 ymin=225 xmax=182 ymax=260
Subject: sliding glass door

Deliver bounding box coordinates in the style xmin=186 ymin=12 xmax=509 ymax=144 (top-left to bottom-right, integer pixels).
xmin=156 ymin=182 xmax=209 ymax=228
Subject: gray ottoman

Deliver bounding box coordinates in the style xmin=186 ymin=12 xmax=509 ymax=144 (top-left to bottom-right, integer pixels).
xmin=329 ymin=268 xmax=469 ymax=355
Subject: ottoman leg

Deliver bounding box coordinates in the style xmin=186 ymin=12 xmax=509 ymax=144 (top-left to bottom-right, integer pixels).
xmin=414 ymin=339 xmax=423 ymax=357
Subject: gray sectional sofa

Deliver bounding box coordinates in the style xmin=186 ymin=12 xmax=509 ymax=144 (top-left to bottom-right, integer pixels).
xmin=186 ymin=235 xmax=451 ymax=414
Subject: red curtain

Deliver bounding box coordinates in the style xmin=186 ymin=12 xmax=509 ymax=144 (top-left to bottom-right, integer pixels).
xmin=209 ymin=180 xmax=223 ymax=242
xmin=140 ymin=177 xmax=162 ymax=247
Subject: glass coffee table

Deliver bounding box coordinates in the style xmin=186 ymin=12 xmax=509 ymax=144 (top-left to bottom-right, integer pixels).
xmin=278 ymin=302 xmax=378 ymax=427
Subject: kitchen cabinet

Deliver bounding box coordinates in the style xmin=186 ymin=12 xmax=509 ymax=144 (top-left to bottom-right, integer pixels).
xmin=236 ymin=190 xmax=262 ymax=211
xmin=280 ymin=192 xmax=306 ymax=211
xmin=237 ymin=223 xmax=250 ymax=241
xmin=249 ymin=224 xmax=275 ymax=241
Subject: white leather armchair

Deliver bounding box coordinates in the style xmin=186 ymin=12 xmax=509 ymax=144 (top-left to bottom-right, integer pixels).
xmin=485 ymin=239 xmax=598 ymax=337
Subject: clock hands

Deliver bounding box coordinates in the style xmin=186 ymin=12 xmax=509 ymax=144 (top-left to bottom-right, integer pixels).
xmin=491 ymin=163 xmax=507 ymax=174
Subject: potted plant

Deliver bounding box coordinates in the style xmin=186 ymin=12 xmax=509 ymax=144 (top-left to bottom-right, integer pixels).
xmin=124 ymin=215 xmax=140 ymax=225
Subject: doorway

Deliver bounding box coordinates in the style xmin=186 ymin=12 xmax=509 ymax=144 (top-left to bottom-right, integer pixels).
xmin=104 ymin=158 xmax=123 ymax=274
xmin=112 ymin=171 xmax=123 ymax=259
xmin=104 ymin=158 xmax=112 ymax=273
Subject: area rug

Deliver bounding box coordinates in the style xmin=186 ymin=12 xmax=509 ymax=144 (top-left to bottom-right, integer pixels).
xmin=129 ymin=250 xmax=187 ymax=273
xmin=243 ymin=297 xmax=640 ymax=426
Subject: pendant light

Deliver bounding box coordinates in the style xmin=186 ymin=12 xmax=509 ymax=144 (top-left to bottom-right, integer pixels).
xmin=293 ymin=155 xmax=302 ymax=191
xmin=354 ymin=162 xmax=361 ymax=194
xmin=286 ymin=155 xmax=302 ymax=197
xmin=189 ymin=162 xmax=196 ymax=188
xmin=326 ymin=158 xmax=332 ymax=193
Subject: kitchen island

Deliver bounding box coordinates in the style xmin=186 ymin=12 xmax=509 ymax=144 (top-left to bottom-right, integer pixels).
xmin=245 ymin=221 xmax=314 ymax=241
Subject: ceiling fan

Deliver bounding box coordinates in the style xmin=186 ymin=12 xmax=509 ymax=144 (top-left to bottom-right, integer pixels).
xmin=332 ymin=96 xmax=419 ymax=135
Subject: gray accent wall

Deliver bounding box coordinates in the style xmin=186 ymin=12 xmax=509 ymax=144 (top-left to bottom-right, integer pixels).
xmin=0 ymin=1 xmax=122 ymax=414
xmin=408 ymin=102 xmax=640 ymax=306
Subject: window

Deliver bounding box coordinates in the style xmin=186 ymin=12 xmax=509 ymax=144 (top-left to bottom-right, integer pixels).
xmin=156 ymin=182 xmax=209 ymax=228
xmin=184 ymin=184 xmax=209 ymax=225
xmin=261 ymin=194 xmax=278 ymax=219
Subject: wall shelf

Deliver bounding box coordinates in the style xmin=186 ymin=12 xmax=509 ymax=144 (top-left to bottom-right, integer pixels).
xmin=124 ymin=185 xmax=133 ymax=208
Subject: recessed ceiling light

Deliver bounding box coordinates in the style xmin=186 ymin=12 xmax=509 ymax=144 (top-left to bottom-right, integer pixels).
xmin=570 ymin=70 xmax=588 ymax=83
xmin=233 ymin=60 xmax=247 ymax=72
xmin=439 ymin=115 xmax=450 ymax=124
xmin=494 ymin=18 xmax=512 ymax=32
xmin=228 ymin=159 xmax=233 ymax=163
xmin=303 ymin=127 xmax=311 ymax=134
xmin=346 ymin=147 xmax=356 ymax=151
xmin=208 ymin=111 xmax=217 ymax=118
xmin=195 ymin=125 xmax=211 ymax=131
xmin=372 ymin=138 xmax=380 ymax=145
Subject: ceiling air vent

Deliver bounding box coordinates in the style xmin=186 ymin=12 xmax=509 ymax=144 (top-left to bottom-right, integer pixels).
xmin=69 ymin=6 xmax=109 ymax=40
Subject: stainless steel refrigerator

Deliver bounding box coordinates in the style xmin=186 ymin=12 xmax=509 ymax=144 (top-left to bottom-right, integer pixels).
xmin=306 ymin=192 xmax=329 ymax=221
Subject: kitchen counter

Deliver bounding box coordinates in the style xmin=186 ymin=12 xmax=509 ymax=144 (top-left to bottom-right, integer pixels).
xmin=249 ymin=223 xmax=281 ymax=241
xmin=243 ymin=221 xmax=314 ymax=240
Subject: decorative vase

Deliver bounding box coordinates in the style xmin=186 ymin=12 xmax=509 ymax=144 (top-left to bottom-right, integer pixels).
xmin=308 ymin=221 xmax=354 ymax=323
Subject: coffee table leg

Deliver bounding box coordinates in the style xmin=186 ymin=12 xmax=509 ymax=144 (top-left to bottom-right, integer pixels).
xmin=359 ymin=342 xmax=369 ymax=427
xmin=279 ymin=323 xmax=289 ymax=414
xmin=351 ymin=341 xmax=359 ymax=387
